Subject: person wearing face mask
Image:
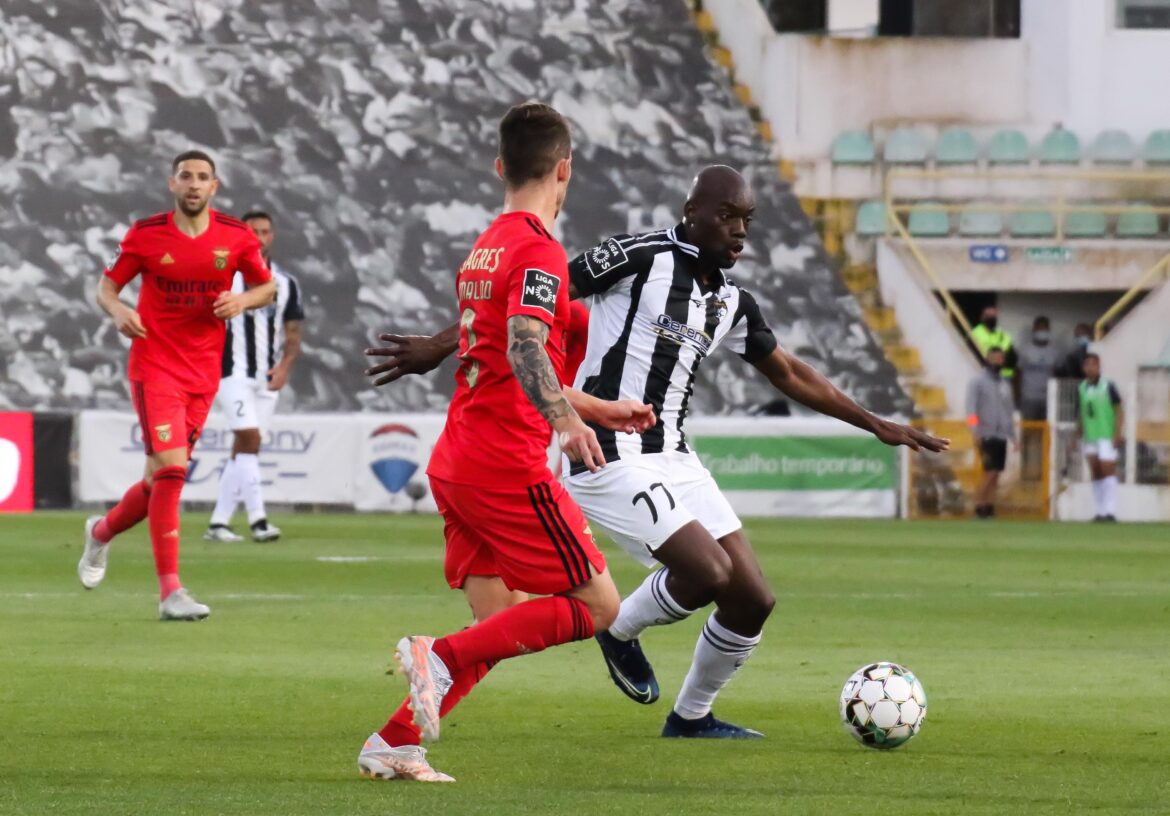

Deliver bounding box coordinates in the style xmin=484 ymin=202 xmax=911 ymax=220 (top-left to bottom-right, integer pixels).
xmin=970 ymin=306 xmax=1015 ymax=380
xmin=966 ymin=347 xmax=1018 ymax=518
xmin=1059 ymin=323 xmax=1094 ymax=379
xmin=1017 ymin=316 xmax=1058 ymax=421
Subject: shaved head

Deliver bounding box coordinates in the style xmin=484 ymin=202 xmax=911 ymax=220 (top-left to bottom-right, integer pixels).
xmin=686 ymin=165 xmax=750 ymax=206
xmin=683 ymin=165 xmax=755 ymax=270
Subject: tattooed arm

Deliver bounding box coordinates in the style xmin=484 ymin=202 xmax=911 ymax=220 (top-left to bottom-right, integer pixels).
xmin=506 ymin=314 xmax=605 ymax=472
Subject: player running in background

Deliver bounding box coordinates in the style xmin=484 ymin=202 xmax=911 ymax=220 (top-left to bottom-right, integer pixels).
xmin=357 ymin=102 xmax=654 ymax=783
xmin=205 ymin=210 xmax=305 ymax=543
xmin=365 ymin=165 xmax=947 ymax=739
xmin=1078 ymin=352 xmax=1123 ymax=521
xmin=78 ymin=151 xmax=275 ymax=621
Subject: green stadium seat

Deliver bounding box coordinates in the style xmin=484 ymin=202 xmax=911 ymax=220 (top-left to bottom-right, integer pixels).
xmin=1010 ymin=207 xmax=1056 ymax=237
xmin=883 ymin=127 xmax=928 ymax=164
xmin=1143 ymin=130 xmax=1170 ymax=165
xmin=958 ymin=209 xmax=1003 ymax=237
xmin=936 ymin=128 xmax=979 ymax=165
xmin=832 ymin=130 xmax=875 ymax=165
xmin=855 ymin=200 xmax=890 ymax=236
xmin=1039 ymin=129 xmax=1081 ymax=164
xmin=1063 ymin=209 xmax=1107 ymax=238
xmin=1091 ymin=130 xmax=1135 ymax=164
xmin=907 ymin=203 xmax=950 ymax=237
xmin=1116 ymin=205 xmax=1160 ymax=238
xmin=987 ymin=129 xmax=1030 ymax=165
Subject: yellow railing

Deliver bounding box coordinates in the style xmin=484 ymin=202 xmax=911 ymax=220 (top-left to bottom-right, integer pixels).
xmin=877 ymin=166 xmax=1170 ymax=347
xmin=1095 ymin=253 xmax=1170 ymax=339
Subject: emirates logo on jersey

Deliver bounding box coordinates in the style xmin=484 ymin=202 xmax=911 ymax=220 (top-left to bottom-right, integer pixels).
xmin=213 ymin=248 xmax=230 ymax=270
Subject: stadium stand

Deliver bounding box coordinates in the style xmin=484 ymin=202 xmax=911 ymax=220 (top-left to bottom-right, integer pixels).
xmin=0 ymin=0 xmax=912 ymax=417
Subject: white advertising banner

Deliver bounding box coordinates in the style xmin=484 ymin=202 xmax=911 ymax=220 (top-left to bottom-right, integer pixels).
xmin=79 ymin=412 xmax=898 ymax=518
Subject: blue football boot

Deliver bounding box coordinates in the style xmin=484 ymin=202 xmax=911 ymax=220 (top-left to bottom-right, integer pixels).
xmin=595 ymin=630 xmax=660 ymax=704
xmin=661 ymin=711 xmax=765 ymax=739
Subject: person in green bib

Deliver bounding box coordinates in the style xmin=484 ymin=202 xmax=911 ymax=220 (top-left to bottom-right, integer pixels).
xmin=1078 ymin=353 xmax=1124 ymax=522
xmin=970 ymin=306 xmax=1015 ymax=380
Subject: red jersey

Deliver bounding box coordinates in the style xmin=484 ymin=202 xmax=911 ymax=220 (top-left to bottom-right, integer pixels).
xmin=428 ymin=212 xmax=571 ymax=487
xmin=563 ymin=299 xmax=590 ymax=386
xmin=104 ymin=210 xmax=271 ymax=394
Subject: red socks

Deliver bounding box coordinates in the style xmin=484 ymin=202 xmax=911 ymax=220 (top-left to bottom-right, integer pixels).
xmin=94 ymin=480 xmax=152 ymax=543
xmin=148 ymin=465 xmax=187 ymax=599
xmin=379 ymin=661 xmax=494 ymax=747
xmin=432 ymin=596 xmax=594 ymax=673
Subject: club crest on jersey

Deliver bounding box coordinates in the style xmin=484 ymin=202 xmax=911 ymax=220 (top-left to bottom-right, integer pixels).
xmin=154 ymin=424 xmax=172 ymax=443
xmin=705 ymin=295 xmax=729 ymax=323
xmin=161 ymin=253 xmax=175 ymax=265
xmin=213 ymin=248 xmax=230 ymax=270
xmin=521 ymin=268 xmax=560 ymax=316
xmin=585 ymin=238 xmax=628 ymax=278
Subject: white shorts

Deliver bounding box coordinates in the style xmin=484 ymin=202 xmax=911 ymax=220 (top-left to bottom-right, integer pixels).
xmin=216 ymin=377 xmax=279 ymax=432
xmin=565 ymin=449 xmax=742 ymax=568
xmin=1083 ymin=439 xmax=1118 ymax=462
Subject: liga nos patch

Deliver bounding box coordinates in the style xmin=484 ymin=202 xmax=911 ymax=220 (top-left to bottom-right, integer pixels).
xmin=521 ymin=268 xmax=560 ymax=316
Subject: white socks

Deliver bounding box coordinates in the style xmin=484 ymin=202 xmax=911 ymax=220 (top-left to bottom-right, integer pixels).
xmin=1103 ymin=474 xmax=1118 ymax=517
xmin=235 ymin=453 xmax=267 ymax=524
xmin=674 ymin=613 xmax=761 ymax=720
xmin=1091 ymin=475 xmax=1120 ymax=517
xmin=210 ymin=458 xmax=239 ymax=526
xmin=609 ymin=569 xmax=696 ymax=641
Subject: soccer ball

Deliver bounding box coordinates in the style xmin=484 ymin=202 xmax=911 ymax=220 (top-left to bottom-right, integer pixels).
xmin=839 ymin=662 xmax=927 ymax=749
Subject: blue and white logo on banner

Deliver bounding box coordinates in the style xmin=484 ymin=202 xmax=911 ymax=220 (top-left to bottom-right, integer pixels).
xmin=969 ymin=245 xmax=1009 ymax=263
xmin=367 ymin=424 xmax=421 ymax=494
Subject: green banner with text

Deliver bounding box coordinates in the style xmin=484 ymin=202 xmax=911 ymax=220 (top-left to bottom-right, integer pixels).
xmin=693 ymin=435 xmax=896 ymax=491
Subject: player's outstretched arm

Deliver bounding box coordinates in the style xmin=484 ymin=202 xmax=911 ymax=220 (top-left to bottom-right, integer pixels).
xmin=507 ymin=315 xmax=605 ymax=471
xmin=753 ymin=347 xmax=950 ymax=453
xmin=566 ymin=391 xmax=656 ymax=435
xmin=96 ymin=275 xmax=147 ymax=339
xmin=364 ymin=323 xmax=460 ymax=386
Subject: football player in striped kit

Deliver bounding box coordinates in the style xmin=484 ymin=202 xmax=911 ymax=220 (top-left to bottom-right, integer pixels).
xmin=205 ymin=210 xmax=304 ymax=543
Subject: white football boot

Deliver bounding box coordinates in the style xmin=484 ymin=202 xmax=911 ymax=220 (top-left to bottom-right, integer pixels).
xmin=250 ymin=519 xmax=281 ymax=543
xmin=203 ymin=525 xmax=244 ymax=542
xmin=159 ymin=588 xmax=211 ymax=621
xmin=357 ymin=733 xmax=454 ymax=782
xmin=395 ymin=636 xmax=453 ymax=743
xmin=78 ymin=515 xmax=109 ymax=590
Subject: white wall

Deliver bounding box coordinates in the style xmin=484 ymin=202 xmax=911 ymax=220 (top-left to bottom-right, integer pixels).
xmin=1024 ymin=0 xmax=1170 ymax=137
xmin=756 ymin=36 xmax=1029 ymax=160
xmin=706 ymin=0 xmax=1170 ymax=161
xmin=1096 ymin=277 xmax=1170 ymax=393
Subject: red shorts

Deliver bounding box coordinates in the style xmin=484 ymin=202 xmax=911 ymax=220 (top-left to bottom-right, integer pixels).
xmin=130 ymin=380 xmax=214 ymax=456
xmin=431 ymin=474 xmax=606 ymax=596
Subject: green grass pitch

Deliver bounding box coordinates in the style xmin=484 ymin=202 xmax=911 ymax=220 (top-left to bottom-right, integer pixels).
xmin=2 ymin=512 xmax=1168 ymax=815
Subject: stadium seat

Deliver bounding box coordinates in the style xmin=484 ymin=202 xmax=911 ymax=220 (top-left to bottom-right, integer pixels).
xmin=1116 ymin=205 xmax=1160 ymax=238
xmin=1091 ymin=130 xmax=1136 ymax=164
xmin=1143 ymin=130 xmax=1170 ymax=165
xmin=883 ymin=127 xmax=928 ymax=164
xmin=1010 ymin=207 xmax=1056 ymax=237
xmin=936 ymin=128 xmax=979 ymax=165
xmin=855 ymin=200 xmax=890 ymax=236
xmin=1062 ymin=209 xmax=1107 ymax=238
xmin=987 ymin=129 xmax=1030 ymax=165
xmin=907 ymin=203 xmax=950 ymax=237
xmin=957 ymin=208 xmax=1003 ymax=237
xmin=832 ymin=130 xmax=875 ymax=165
xmin=1039 ymin=129 xmax=1081 ymax=165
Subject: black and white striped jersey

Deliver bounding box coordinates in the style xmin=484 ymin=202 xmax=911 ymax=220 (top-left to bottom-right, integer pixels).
xmin=568 ymin=223 xmax=777 ymax=470
xmin=221 ymin=261 xmax=305 ymax=382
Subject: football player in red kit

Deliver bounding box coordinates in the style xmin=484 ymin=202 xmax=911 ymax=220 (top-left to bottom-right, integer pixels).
xmin=79 ymin=150 xmax=275 ymax=620
xmin=357 ymin=103 xmax=654 ymax=782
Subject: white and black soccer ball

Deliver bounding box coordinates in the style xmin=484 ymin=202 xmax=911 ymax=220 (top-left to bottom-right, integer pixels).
xmin=839 ymin=662 xmax=927 ymax=749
